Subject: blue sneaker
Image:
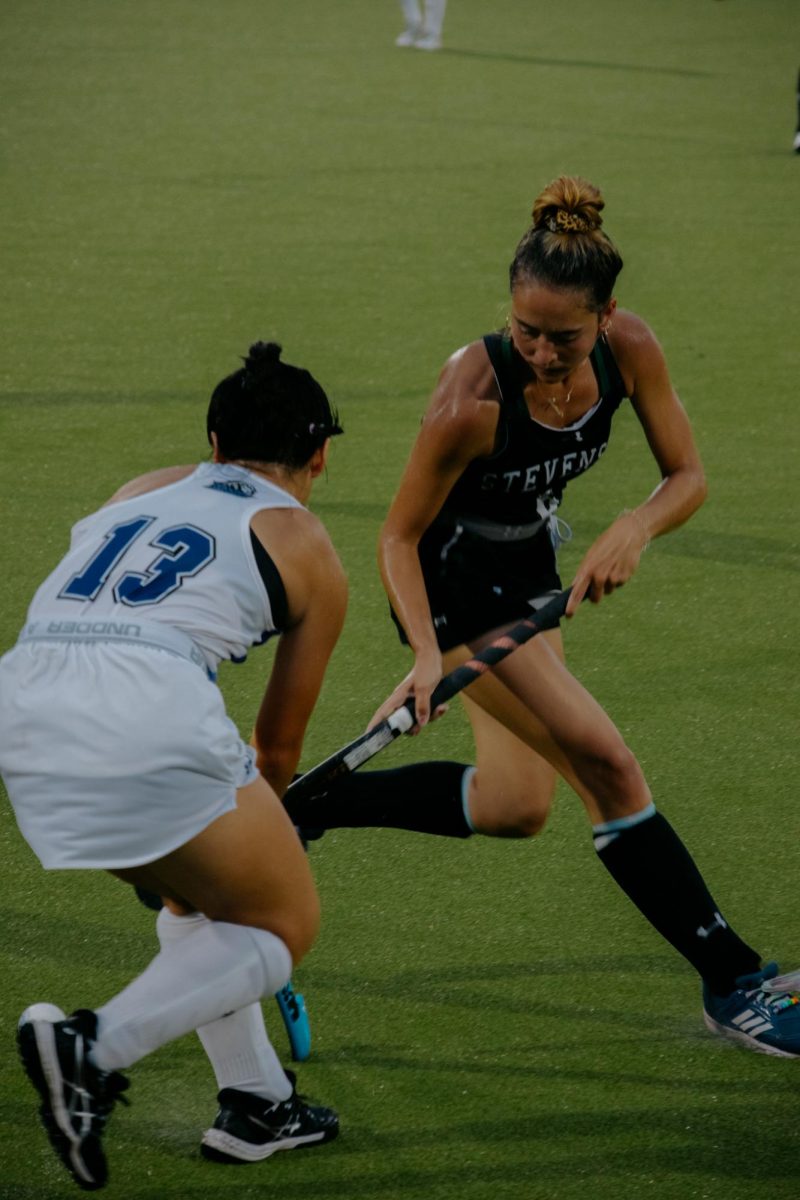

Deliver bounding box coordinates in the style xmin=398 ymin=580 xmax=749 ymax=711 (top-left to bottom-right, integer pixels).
xmin=703 ymin=962 xmax=800 ymax=1058
xmin=275 ymin=982 xmax=311 ymax=1062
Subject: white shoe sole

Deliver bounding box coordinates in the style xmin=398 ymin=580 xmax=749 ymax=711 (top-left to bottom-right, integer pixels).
xmin=703 ymin=1010 xmax=798 ymax=1058
xmin=201 ymin=1126 xmax=326 ymax=1162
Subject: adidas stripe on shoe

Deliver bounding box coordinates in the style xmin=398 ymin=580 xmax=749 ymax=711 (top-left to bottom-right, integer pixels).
xmin=703 ymin=962 xmax=800 ymax=1058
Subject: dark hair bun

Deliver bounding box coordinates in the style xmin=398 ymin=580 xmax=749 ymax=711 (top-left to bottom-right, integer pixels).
xmin=243 ymin=341 xmax=283 ymax=380
xmin=208 ymin=339 xmax=343 ymax=470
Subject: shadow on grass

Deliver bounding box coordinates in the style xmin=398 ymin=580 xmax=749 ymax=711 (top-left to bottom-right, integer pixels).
xmin=1 ymin=904 xmax=153 ymax=969
xmin=97 ymin=1107 xmax=800 ymax=1197
xmin=6 ymin=1092 xmax=796 ymax=1199
xmin=439 ymin=47 xmax=713 ymax=78
xmin=314 ymin=1037 xmax=798 ymax=1097
xmin=305 ymin=1104 xmax=800 ymax=1178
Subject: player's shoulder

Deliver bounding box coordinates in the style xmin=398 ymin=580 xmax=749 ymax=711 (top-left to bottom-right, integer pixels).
xmin=606 ymin=310 xmax=668 ymax=387
xmin=424 ymin=338 xmax=501 ymax=443
xmin=104 ymin=465 xmax=197 ymax=506
xmin=608 ymin=309 xmax=664 ymax=358
xmin=253 ymin=505 xmax=347 ymax=625
xmin=252 ymin=505 xmax=344 ymax=578
xmin=436 ymin=338 xmax=499 ymax=398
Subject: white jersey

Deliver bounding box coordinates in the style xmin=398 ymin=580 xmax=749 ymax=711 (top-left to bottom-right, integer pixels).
xmin=26 ymin=463 xmax=301 ymax=673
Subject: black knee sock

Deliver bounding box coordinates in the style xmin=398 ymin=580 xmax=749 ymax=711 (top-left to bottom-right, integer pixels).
xmin=594 ymin=808 xmax=761 ymax=995
xmin=285 ymin=761 xmax=473 ymax=838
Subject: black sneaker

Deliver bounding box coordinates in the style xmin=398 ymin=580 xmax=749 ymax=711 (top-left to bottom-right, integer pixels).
xmin=201 ymin=1073 xmax=339 ymax=1164
xmin=17 ymin=1003 xmax=129 ymax=1191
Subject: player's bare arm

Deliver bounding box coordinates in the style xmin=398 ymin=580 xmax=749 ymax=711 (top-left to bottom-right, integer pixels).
xmin=378 ymin=342 xmax=500 ymax=723
xmin=569 ymin=313 xmax=707 ymax=610
xmin=250 ymin=507 xmax=347 ymax=796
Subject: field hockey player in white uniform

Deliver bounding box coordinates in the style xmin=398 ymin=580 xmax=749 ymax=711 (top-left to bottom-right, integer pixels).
xmin=0 ymin=341 xmax=347 ymax=1189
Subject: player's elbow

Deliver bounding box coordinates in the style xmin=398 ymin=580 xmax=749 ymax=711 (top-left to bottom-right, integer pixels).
xmin=255 ymin=744 xmax=303 ymax=799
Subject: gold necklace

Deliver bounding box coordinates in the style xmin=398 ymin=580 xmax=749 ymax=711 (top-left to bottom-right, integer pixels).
xmin=538 ymin=385 xmax=573 ymax=419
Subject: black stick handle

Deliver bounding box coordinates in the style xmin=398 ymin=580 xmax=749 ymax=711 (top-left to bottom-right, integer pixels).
xmin=419 ymin=587 xmax=571 ymax=717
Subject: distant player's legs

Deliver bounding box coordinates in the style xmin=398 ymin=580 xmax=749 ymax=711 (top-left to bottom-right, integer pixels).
xmin=419 ymin=0 xmax=446 ymax=45
xmin=396 ymin=0 xmax=422 ymax=45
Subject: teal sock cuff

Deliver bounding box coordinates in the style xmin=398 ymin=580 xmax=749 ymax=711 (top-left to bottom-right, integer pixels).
xmin=461 ymin=767 xmax=477 ymax=833
xmin=593 ymin=802 xmax=656 ymax=850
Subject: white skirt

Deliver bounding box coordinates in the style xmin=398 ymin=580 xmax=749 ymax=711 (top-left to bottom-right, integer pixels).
xmin=0 ymin=631 xmax=259 ymax=869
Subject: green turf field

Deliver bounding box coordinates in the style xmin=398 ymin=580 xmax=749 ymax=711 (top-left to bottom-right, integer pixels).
xmin=1 ymin=1 xmax=798 ymax=1196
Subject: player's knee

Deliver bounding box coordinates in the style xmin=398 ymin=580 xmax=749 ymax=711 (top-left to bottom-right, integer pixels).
xmin=490 ymin=811 xmax=549 ymax=838
xmin=472 ymin=789 xmax=553 ymax=838
xmin=253 ymin=901 xmax=320 ymax=966
xmin=205 ymin=893 xmax=320 ymax=966
xmin=605 ymin=743 xmax=645 ymax=795
xmin=587 ymin=743 xmax=650 ymax=819
xmin=281 ymin=896 xmax=321 ymax=965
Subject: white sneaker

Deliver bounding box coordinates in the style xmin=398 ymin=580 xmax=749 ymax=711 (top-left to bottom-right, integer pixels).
xmin=414 ymin=33 xmax=442 ymax=51
xmin=793 ymin=131 xmax=800 ymax=154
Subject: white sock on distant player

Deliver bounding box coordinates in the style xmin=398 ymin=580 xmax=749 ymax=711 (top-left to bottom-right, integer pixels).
xmin=90 ymin=911 xmax=292 ymax=1073
xmin=156 ymin=908 xmax=292 ymax=1102
xmin=400 ymin=0 xmax=422 ymax=29
xmin=423 ymin=0 xmax=446 ymax=38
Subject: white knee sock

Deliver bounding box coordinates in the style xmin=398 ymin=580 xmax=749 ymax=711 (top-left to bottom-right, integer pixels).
xmin=424 ymin=0 xmax=446 ymax=36
xmin=400 ymin=0 xmax=422 ymax=29
xmin=197 ymin=1005 xmax=292 ymax=1102
xmin=156 ymin=908 xmax=292 ymax=1102
xmin=91 ymin=911 xmax=292 ymax=1073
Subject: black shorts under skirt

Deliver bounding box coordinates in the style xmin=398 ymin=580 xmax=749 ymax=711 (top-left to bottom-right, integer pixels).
xmin=391 ymin=519 xmax=562 ymax=652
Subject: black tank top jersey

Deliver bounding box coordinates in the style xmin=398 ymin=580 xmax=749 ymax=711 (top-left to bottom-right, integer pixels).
xmin=398 ymin=333 xmax=629 ymax=650
xmin=440 ymin=332 xmax=628 ymax=525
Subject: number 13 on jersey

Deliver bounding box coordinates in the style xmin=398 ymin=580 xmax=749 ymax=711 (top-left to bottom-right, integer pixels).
xmin=59 ymin=516 xmax=216 ymax=607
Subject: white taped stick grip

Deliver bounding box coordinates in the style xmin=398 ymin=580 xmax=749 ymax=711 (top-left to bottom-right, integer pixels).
xmin=387 ymin=706 xmax=415 ymax=734
xmin=343 ymin=724 xmax=397 ymax=771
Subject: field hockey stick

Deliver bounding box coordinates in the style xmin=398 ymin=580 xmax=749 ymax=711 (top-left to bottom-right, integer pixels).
xmin=286 ymin=586 xmax=573 ymax=805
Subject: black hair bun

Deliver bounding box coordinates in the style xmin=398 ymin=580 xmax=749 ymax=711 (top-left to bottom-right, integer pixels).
xmin=243 ymin=341 xmax=283 ymax=379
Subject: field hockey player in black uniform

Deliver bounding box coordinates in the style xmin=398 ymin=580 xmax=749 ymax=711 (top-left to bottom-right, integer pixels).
xmin=286 ymin=176 xmax=800 ymax=1058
